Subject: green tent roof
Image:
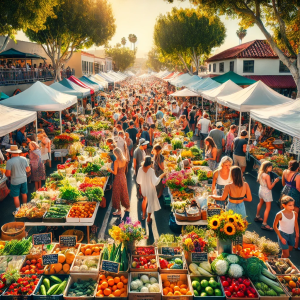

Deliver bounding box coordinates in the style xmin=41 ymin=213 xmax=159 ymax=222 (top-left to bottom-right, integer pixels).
xmin=0 ymin=92 xmax=9 ymax=100
xmin=0 ymin=48 xmax=46 ymax=59
xmin=212 ymin=71 xmax=256 ymax=86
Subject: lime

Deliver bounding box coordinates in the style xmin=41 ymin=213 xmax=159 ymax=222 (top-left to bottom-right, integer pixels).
xmin=194 ymin=290 xmax=199 ymax=296
xmin=201 ymin=280 xmax=209 ymax=288
xmin=193 ymin=277 xmax=200 ymax=282
xmin=205 ymin=286 xmax=214 ymax=296
xmin=200 ymin=292 xmax=207 ymax=297
xmin=209 ymin=277 xmax=216 ymax=282
xmin=192 ymin=281 xmax=201 ymax=290
xmin=214 ymin=289 xmax=222 ymax=296
xmin=209 ymin=280 xmax=218 ymax=288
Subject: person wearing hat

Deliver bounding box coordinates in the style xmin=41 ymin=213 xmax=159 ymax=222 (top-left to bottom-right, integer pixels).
xmin=232 ymin=130 xmax=248 ymax=174
xmin=136 ymin=156 xmax=166 ymax=222
xmin=5 ymin=145 xmax=31 ymax=214
xmin=133 ymin=138 xmax=148 ymax=177
xmin=208 ymin=121 xmax=225 ymax=163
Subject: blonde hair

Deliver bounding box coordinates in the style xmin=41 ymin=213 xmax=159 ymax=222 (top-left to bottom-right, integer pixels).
xmin=215 ymin=156 xmax=233 ymax=173
xmin=113 ymin=147 xmax=126 ymax=162
xmin=257 ymin=161 xmax=273 ymax=183
xmin=29 ymin=141 xmax=40 ymax=150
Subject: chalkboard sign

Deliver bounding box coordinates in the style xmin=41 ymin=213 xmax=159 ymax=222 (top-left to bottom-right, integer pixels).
xmin=192 ymin=252 xmax=208 ymax=262
xmin=207 ymin=208 xmax=221 ymax=218
xmin=233 ymin=235 xmax=243 ymax=246
xmin=55 ymin=199 xmax=67 ymax=204
xmin=42 ymin=254 xmax=58 ymax=265
xmin=101 ymin=260 xmax=120 ymax=273
xmin=59 ymin=235 xmax=77 ymax=247
xmin=162 ymin=247 xmax=175 ymax=256
xmin=33 ymin=233 xmax=52 ymax=245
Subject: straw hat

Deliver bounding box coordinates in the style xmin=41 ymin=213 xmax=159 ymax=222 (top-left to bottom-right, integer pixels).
xmin=6 ymin=145 xmax=22 ymax=153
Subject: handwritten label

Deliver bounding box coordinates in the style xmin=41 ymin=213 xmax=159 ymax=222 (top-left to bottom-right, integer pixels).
xmin=192 ymin=252 xmax=208 ymax=262
xmin=101 ymin=260 xmax=120 ymax=273
xmin=33 ymin=233 xmax=52 ymax=245
xmin=55 ymin=199 xmax=67 ymax=204
xmin=207 ymin=208 xmax=221 ymax=218
xmin=42 ymin=254 xmax=58 ymax=265
xmin=59 ymin=235 xmax=77 ymax=247
xmin=233 ymin=235 xmax=243 ymax=246
xmin=162 ymin=247 xmax=174 ymax=256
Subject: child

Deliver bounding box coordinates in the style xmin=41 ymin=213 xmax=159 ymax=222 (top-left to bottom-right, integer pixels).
xmin=273 ymin=196 xmax=299 ymax=258
xmin=255 ymin=161 xmax=280 ymax=230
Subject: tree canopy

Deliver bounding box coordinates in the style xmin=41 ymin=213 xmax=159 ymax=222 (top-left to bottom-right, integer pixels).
xmin=26 ymin=0 xmax=116 ymax=81
xmin=0 ymin=0 xmax=58 ymax=51
xmin=164 ymin=0 xmax=300 ymax=95
xmin=105 ymin=47 xmax=136 ymax=71
xmin=154 ymin=7 xmax=226 ymax=74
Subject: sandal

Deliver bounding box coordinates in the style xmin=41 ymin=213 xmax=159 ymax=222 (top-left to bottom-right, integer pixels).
xmin=261 ymin=224 xmax=274 ymax=231
xmin=254 ymin=217 xmax=263 ymax=222
xmin=112 ymin=211 xmax=121 ymax=216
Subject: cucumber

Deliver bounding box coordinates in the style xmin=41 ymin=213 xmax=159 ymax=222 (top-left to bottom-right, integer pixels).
xmin=43 ymin=278 xmax=50 ymax=291
xmin=49 ymin=275 xmax=62 ymax=284
xmin=53 ymin=280 xmax=68 ymax=295
xmin=47 ymin=283 xmax=60 ymax=295
xmin=40 ymin=284 xmax=46 ymax=295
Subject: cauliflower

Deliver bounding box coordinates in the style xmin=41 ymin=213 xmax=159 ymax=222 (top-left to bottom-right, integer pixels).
xmin=149 ymin=277 xmax=158 ymax=284
xmin=228 ymin=264 xmax=244 ymax=278
xmin=135 ymin=280 xmax=143 ymax=288
xmin=145 ymin=283 xmax=151 ymax=288
xmin=211 ymin=259 xmax=229 ymax=275
xmin=149 ymin=284 xmax=160 ymax=293
xmin=140 ymin=287 xmax=149 ymax=293
xmin=130 ymin=281 xmax=139 ymax=291
xmin=226 ymin=254 xmax=239 ymax=264
xmin=140 ymin=275 xmax=150 ymax=284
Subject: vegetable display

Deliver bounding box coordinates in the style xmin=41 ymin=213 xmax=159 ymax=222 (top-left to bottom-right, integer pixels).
xmin=130 ymin=275 xmax=160 ymax=293
xmin=131 ymin=256 xmax=157 ymax=269
xmin=67 ymin=278 xmax=97 ymax=297
xmin=278 ymin=275 xmax=300 ymax=296
xmin=162 ymin=278 xmax=192 ymax=296
xmin=189 ymin=262 xmax=213 ymax=277
xmin=78 ymin=244 xmax=103 ymax=256
xmin=102 ymin=243 xmax=128 ymax=272
xmin=0 ymin=237 xmax=32 ymax=255
xmin=4 ymin=275 xmax=40 ymax=296
xmin=159 ymin=257 xmax=183 ymax=270
xmin=44 ymin=204 xmax=71 ymax=219
xmin=71 ymin=257 xmax=99 ymax=273
xmin=20 ymin=257 xmax=44 ymax=275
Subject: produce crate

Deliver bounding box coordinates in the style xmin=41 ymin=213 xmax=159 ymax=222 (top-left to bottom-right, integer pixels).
xmin=158 ymin=255 xmax=188 ymax=274
xmin=66 ymin=202 xmax=99 ymax=223
xmin=33 ymin=275 xmax=70 ymax=300
xmin=70 ymin=254 xmax=101 ymax=274
xmin=19 ymin=255 xmax=43 ymax=275
xmin=130 ymin=255 xmax=158 ymax=272
xmin=133 ymin=246 xmax=158 ymax=256
xmin=100 ymin=249 xmax=130 ymax=276
xmin=77 ymin=243 xmax=104 ymax=256
xmin=129 ymin=272 xmax=162 ymax=300
xmin=160 ymin=273 xmax=192 ymax=300
xmin=95 ymin=272 xmax=128 ymax=299
xmin=190 ymin=275 xmax=225 ymax=300
xmin=266 ymin=258 xmax=300 ymax=276
xmin=254 ymin=277 xmax=289 ymax=300
xmin=277 ymin=275 xmax=300 ymax=300
xmin=51 ymin=243 xmax=80 ymax=256
xmin=63 ymin=274 xmax=98 ymax=300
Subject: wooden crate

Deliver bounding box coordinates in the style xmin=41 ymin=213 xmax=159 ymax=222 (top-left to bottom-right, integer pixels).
xmin=77 ymin=243 xmax=104 ymax=256
xmin=266 ymin=258 xmax=300 ymax=275
xmin=130 ymin=255 xmax=158 ymax=272
xmin=70 ymin=253 xmax=101 ymax=274
xmin=158 ymin=255 xmax=188 ymax=274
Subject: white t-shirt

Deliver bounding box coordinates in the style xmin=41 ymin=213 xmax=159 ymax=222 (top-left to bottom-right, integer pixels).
xmin=197 ymin=118 xmax=211 ymax=134
xmin=113 ymin=113 xmax=119 ymax=121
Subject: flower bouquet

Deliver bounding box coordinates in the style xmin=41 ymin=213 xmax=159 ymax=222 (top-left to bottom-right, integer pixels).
xmin=69 ymin=142 xmax=83 ymax=158
xmin=53 ymin=133 xmax=79 ymax=149
xmin=163 ymin=169 xmax=195 ymax=190
xmin=179 ymin=231 xmax=207 ymax=253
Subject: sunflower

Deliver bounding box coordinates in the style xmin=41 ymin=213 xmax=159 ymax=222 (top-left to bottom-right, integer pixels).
xmin=226 ymin=214 xmax=235 ymax=223
xmin=209 ymin=217 xmax=220 ymax=230
xmin=224 ymin=223 xmax=236 ymax=236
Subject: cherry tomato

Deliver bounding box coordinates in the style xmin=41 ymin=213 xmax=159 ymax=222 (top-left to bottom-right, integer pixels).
xmin=222 ymin=281 xmax=229 ymax=287
xmin=225 ymin=291 xmax=232 ymax=297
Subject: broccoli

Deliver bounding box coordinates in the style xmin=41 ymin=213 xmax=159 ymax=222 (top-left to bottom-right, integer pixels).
xmin=255 ymin=283 xmax=262 ymax=290
xmin=258 ymin=290 xmax=265 ymax=296
xmin=266 ymin=290 xmax=277 ymax=296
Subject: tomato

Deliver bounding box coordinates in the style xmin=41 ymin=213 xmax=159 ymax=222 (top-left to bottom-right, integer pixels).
xmin=234 ymin=285 xmax=239 ymax=293
xmin=237 ymin=291 xmax=244 ymax=297
xmin=243 ymin=279 xmax=251 ymax=287
xmin=222 ymin=281 xmax=229 ymax=287
xmin=229 ymin=286 xmax=234 ymax=293
xmin=225 ymin=291 xmax=231 ymax=297
xmin=248 ymin=293 xmax=256 ymax=298
xmin=238 ymin=278 xmax=243 ymax=283
xmin=239 ymin=284 xmax=246 ymax=291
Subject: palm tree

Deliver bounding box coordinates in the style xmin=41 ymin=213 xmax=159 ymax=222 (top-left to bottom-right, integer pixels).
xmin=236 ymin=27 xmax=247 ymax=44
xmin=121 ymin=37 xmax=126 ymax=47
xmin=128 ymin=34 xmax=137 ymax=52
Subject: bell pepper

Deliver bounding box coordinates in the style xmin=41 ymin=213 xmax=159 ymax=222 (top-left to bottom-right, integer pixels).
xmin=159 ymin=259 xmax=168 ymax=269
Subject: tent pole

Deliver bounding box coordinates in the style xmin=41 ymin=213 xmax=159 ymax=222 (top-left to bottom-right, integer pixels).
xmin=238 ymin=112 xmax=242 ymax=135
xmin=201 ymin=97 xmax=203 ymax=110
xmin=215 ymin=102 xmax=218 ymax=122
xmin=35 ymin=117 xmax=38 ymax=142
xmin=59 ymin=111 xmax=62 ymax=134
xmin=247 ymin=116 xmax=252 ymax=157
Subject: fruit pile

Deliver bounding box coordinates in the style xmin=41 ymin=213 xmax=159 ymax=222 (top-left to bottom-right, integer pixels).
xmin=131 ymin=256 xmax=157 ymax=269
xmin=68 ymin=202 xmax=96 ymax=219
xmin=96 ymin=274 xmax=128 ymax=297
xmin=191 ymin=277 xmax=223 ymax=297
xmin=159 ymin=257 xmax=183 ymax=270
xmin=135 ymin=247 xmax=155 ymax=255
xmin=220 ymin=276 xmax=258 ymax=298
xmin=78 ymin=244 xmax=103 ymax=256
xmin=278 ymin=275 xmax=300 ymax=296
xmin=20 ymin=258 xmax=44 ymax=275
xmin=162 ymin=279 xmax=192 ymax=296
xmin=4 ymin=275 xmax=40 ymax=296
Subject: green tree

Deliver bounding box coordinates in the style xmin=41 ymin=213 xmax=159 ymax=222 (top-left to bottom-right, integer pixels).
xmin=164 ymin=0 xmax=300 ymax=96
xmin=154 ymin=8 xmax=226 ymax=75
xmin=236 ymin=27 xmax=247 ymax=44
xmin=26 ymin=0 xmax=116 ymax=81
xmin=128 ymin=34 xmax=137 ymax=52
xmin=105 ymin=46 xmax=136 ymax=71
xmin=0 ymin=0 xmax=58 ymax=51
xmin=121 ymin=37 xmax=127 ymax=47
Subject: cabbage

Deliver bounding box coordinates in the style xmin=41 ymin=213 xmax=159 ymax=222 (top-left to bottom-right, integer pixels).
xmin=145 ymin=283 xmax=151 ymax=288
xmin=228 ymin=264 xmax=244 ymax=278
xmin=135 ymin=280 xmax=143 ymax=288
xmin=140 ymin=287 xmax=149 ymax=293
xmin=140 ymin=275 xmax=150 ymax=284
xmin=149 ymin=277 xmax=158 ymax=284
xmin=130 ymin=281 xmax=139 ymax=290
xmin=226 ymin=254 xmax=239 ymax=264
xmin=211 ymin=259 xmax=229 ymax=275
xmin=149 ymin=284 xmax=160 ymax=293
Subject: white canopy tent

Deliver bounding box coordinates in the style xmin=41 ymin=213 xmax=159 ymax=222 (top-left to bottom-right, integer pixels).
xmin=0 ymin=105 xmax=37 ymax=137
xmin=170 ymin=88 xmax=200 ymax=97
xmin=169 ymin=73 xmax=191 ymax=85
xmin=1 ymin=81 xmax=77 ymax=133
xmin=172 ymin=74 xmax=193 ymax=87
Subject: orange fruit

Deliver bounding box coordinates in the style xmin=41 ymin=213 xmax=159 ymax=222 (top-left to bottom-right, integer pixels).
xmin=113 ymin=290 xmax=121 ymax=297
xmin=180 ymin=288 xmax=187 ymax=295
xmin=120 ymin=293 xmax=127 ymax=297
xmin=174 ymin=291 xmax=181 ymax=295
xmin=167 ymin=292 xmax=173 ymax=296
xmin=170 ymin=284 xmax=175 ymax=289
xmin=120 ymin=276 xmax=125 ymax=282
xmin=186 ymin=291 xmax=192 ymax=295
xmin=108 ymin=294 xmax=115 ymax=297
xmin=117 ymin=282 xmax=123 ymax=289
xmin=163 ymin=288 xmax=169 ymax=295
xmin=85 ymin=249 xmax=92 ymax=255
xmin=101 ymin=282 xmax=108 ymax=289
xmin=112 ymin=285 xmax=117 ymax=291
xmin=114 ymin=277 xmax=120 ymax=284
xmin=180 ymin=284 xmax=188 ymax=289
xmin=108 ymin=279 xmax=115 ymax=286
xmin=104 ymin=288 xmax=111 ymax=296
xmin=107 ymin=276 xmax=114 ymax=280
xmin=122 ymin=278 xmax=128 ymax=284
xmin=174 ymin=286 xmax=180 ymax=292
xmin=169 ymin=288 xmax=174 ymax=293
xmin=100 ymin=274 xmax=106 ymax=281
xmin=120 ymin=288 xmax=125 ymax=294
xmin=163 ymin=281 xmax=171 ymax=287
xmin=177 ymin=281 xmax=183 ymax=287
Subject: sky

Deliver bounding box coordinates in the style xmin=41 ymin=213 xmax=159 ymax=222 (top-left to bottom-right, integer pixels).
xmin=16 ymin=0 xmax=266 ymax=58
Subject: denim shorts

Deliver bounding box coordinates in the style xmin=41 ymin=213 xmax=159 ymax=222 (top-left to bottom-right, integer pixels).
xmin=278 ymin=230 xmax=295 ymax=250
xmin=226 ymin=201 xmax=247 ymax=219
xmin=10 ymin=182 xmax=28 ymax=197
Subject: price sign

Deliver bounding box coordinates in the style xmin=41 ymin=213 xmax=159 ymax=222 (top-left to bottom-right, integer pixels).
xmin=59 ymin=235 xmax=77 ymax=247
xmin=233 ymin=235 xmax=243 ymax=246
xmin=55 ymin=199 xmax=67 ymax=204
xmin=161 ymin=247 xmax=175 ymax=256
xmin=101 ymin=260 xmax=120 ymax=273
xmin=54 ymin=151 xmax=62 ymax=158
xmin=42 ymin=254 xmax=58 ymax=265
xmin=207 ymin=208 xmax=221 ymax=218
xmin=33 ymin=233 xmax=52 ymax=246
xmin=192 ymin=252 xmax=208 ymax=262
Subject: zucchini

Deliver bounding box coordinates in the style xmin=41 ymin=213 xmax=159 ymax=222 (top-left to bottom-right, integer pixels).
xmin=102 ymin=246 xmax=109 ymax=260
xmin=40 ymin=284 xmax=46 ymax=295
xmin=114 ymin=243 xmax=122 ymax=263
xmin=47 ymin=283 xmax=60 ymax=295
xmin=43 ymin=278 xmax=50 ymax=291
xmin=53 ymin=280 xmax=68 ymax=295
xmin=49 ymin=275 xmax=62 ymax=284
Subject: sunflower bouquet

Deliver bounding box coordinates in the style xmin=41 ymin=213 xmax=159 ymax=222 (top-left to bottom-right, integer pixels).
xmin=208 ymin=210 xmax=248 ymax=241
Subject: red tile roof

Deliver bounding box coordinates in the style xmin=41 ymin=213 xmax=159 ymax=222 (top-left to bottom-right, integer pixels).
xmin=244 ymin=75 xmax=296 ymax=89
xmin=207 ymin=40 xmax=279 ymax=62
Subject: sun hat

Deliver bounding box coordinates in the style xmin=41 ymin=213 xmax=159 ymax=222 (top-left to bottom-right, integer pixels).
xmin=6 ymin=145 xmax=22 ymax=153
xmin=216 ymin=121 xmax=223 ymax=128
xmin=138 ymin=138 xmax=149 ymax=146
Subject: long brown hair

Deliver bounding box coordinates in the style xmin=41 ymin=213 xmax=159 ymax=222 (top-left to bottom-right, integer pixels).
xmin=153 ymin=144 xmax=162 ymax=166
xmin=205 ymin=136 xmax=216 ymax=151
xmin=231 ymin=166 xmax=243 ymax=188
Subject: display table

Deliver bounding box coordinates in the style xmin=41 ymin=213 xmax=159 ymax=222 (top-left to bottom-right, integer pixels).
xmin=24 ymin=203 xmax=100 ymax=243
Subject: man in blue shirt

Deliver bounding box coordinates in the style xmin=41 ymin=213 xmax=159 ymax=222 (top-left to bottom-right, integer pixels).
xmin=156 ymin=106 xmax=164 ymax=120
xmin=15 ymin=127 xmax=26 ymax=146
xmin=141 ymin=125 xmax=150 ymax=143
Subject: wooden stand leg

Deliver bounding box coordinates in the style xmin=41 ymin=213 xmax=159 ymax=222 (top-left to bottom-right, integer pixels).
xmin=87 ymin=226 xmax=90 ymax=243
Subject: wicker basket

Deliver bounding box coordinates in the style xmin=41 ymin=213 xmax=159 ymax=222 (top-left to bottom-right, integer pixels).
xmin=62 ymin=229 xmax=84 ymax=243
xmin=1 ymin=222 xmax=26 ymax=240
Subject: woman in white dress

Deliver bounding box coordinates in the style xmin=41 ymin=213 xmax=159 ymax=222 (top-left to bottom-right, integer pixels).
xmin=136 ymin=156 xmax=166 ymax=223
